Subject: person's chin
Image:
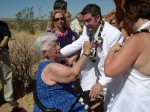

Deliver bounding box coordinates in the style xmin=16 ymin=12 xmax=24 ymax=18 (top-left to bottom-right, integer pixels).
xmin=57 ymin=53 xmax=61 ymax=58
xmin=87 ymin=28 xmax=93 ymax=34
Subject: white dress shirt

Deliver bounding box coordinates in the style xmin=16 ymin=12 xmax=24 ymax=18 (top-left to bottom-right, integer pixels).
xmin=61 ymin=21 xmax=124 ymax=111
xmin=61 ymin=21 xmax=123 ymax=90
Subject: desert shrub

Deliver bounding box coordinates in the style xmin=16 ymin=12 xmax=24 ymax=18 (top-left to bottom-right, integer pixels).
xmin=15 ymin=7 xmax=48 ymax=34
xmin=15 ymin=7 xmax=36 ymax=35
xmin=36 ymin=20 xmax=48 ymax=31
xmin=5 ymin=7 xmax=48 ymax=93
xmin=9 ymin=36 xmax=41 ymax=91
xmin=7 ymin=20 xmax=17 ymax=30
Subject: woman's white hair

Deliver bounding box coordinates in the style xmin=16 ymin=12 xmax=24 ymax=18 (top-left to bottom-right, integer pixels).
xmin=34 ymin=32 xmax=57 ymax=52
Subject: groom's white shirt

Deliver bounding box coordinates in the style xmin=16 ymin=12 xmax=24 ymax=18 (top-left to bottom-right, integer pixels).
xmin=61 ymin=21 xmax=123 ymax=91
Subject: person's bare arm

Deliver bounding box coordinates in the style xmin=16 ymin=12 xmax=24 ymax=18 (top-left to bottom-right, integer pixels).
xmin=104 ymin=36 xmax=140 ymax=77
xmin=0 ymin=36 xmax=9 ymax=48
xmin=42 ymin=41 xmax=92 ymax=86
xmin=65 ymin=50 xmax=80 ymax=66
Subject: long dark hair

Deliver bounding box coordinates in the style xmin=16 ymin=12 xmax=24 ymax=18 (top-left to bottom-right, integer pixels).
xmin=124 ymin=0 xmax=150 ymax=21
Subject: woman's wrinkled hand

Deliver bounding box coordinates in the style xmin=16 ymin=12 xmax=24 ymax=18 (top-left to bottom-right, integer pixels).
xmin=83 ymin=41 xmax=92 ymax=55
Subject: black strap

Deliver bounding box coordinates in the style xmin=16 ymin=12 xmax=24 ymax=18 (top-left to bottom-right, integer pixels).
xmin=34 ymin=89 xmax=103 ymax=112
xmin=69 ymin=90 xmax=104 ymax=112
xmin=33 ymin=89 xmax=62 ymax=112
xmin=68 ymin=90 xmax=90 ymax=112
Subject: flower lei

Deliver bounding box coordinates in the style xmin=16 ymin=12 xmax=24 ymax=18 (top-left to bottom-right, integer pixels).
xmin=130 ymin=29 xmax=150 ymax=36
xmin=47 ymin=28 xmax=69 ymax=38
xmin=89 ymin=18 xmax=105 ymax=62
xmin=127 ymin=29 xmax=150 ymax=40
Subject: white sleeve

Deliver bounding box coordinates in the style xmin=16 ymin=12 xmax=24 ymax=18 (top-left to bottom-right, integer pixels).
xmin=60 ymin=35 xmax=83 ymax=57
xmin=98 ymin=28 xmax=124 ymax=87
xmin=70 ymin=21 xmax=75 ymax=31
xmin=98 ymin=76 xmax=112 ymax=86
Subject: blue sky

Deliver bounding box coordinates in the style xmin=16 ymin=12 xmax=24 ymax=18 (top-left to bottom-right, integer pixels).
xmin=0 ymin=0 xmax=115 ymax=19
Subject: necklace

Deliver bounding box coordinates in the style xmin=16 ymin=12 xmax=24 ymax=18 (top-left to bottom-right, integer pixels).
xmin=126 ymin=29 xmax=150 ymax=40
xmin=89 ymin=18 xmax=105 ymax=62
xmin=130 ymin=29 xmax=150 ymax=36
xmin=47 ymin=28 xmax=69 ymax=38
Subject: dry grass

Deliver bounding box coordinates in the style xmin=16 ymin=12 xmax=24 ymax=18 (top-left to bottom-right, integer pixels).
xmin=0 ymin=30 xmax=43 ymax=112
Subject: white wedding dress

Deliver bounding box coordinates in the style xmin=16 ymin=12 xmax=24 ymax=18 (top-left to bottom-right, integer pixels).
xmin=109 ymin=68 xmax=150 ymax=112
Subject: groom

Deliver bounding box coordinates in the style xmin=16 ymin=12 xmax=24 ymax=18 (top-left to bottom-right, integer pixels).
xmin=61 ymin=4 xmax=123 ymax=111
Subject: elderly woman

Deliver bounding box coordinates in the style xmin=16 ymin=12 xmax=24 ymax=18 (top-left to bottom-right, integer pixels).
xmin=33 ymin=32 xmax=92 ymax=112
xmin=105 ymin=0 xmax=150 ymax=112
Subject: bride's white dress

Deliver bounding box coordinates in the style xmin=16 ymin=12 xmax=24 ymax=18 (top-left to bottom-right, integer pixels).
xmin=110 ymin=68 xmax=150 ymax=112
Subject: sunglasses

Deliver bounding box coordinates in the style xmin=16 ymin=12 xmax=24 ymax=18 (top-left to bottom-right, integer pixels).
xmin=111 ymin=22 xmax=117 ymax=25
xmin=54 ymin=17 xmax=65 ymax=22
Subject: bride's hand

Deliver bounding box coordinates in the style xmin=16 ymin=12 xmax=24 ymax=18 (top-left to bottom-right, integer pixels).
xmin=110 ymin=43 xmax=122 ymax=54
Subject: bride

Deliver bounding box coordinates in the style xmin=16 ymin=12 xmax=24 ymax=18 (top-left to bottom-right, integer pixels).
xmin=104 ymin=0 xmax=150 ymax=112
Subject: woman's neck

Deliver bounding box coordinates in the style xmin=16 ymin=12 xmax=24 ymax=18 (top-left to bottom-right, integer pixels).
xmin=55 ymin=26 xmax=65 ymax=33
xmin=44 ymin=57 xmax=57 ymax=63
xmin=134 ymin=19 xmax=150 ymax=31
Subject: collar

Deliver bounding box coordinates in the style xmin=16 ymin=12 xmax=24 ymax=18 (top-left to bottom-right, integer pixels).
xmin=138 ymin=21 xmax=150 ymax=31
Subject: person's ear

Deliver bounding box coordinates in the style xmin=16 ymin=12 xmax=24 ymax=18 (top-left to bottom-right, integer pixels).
xmin=96 ymin=15 xmax=101 ymax=22
xmin=42 ymin=50 xmax=47 ymax=56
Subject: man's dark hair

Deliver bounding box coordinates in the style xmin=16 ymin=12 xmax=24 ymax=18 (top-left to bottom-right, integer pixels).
xmin=53 ymin=0 xmax=67 ymax=11
xmin=81 ymin=4 xmax=102 ymax=17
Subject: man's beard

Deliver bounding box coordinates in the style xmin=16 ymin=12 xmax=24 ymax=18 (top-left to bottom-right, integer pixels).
xmin=86 ymin=26 xmax=97 ymax=36
xmin=86 ymin=28 xmax=93 ymax=34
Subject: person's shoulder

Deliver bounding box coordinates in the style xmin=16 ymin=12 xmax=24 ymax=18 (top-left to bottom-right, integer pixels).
xmin=104 ymin=21 xmax=121 ymax=34
xmin=71 ymin=19 xmax=78 ymax=23
xmin=103 ymin=21 xmax=123 ymax=42
xmin=104 ymin=21 xmax=117 ymax=29
xmin=123 ymin=34 xmax=140 ymax=49
xmin=0 ymin=21 xmax=8 ymax=26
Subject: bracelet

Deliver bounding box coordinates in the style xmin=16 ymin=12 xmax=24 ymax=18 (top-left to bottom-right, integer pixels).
xmin=83 ymin=53 xmax=89 ymax=57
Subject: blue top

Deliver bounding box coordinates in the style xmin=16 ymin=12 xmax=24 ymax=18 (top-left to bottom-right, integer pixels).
xmin=33 ymin=60 xmax=87 ymax=112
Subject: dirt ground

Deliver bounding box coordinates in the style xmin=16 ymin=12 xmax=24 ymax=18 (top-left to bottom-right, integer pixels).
xmin=0 ymin=83 xmax=34 ymax=112
xmin=0 ymin=91 xmax=34 ymax=112
xmin=0 ymin=32 xmax=38 ymax=112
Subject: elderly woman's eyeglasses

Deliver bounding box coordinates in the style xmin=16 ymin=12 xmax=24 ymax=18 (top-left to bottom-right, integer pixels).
xmin=50 ymin=42 xmax=60 ymax=49
xmin=54 ymin=17 xmax=65 ymax=22
xmin=110 ymin=22 xmax=117 ymax=25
